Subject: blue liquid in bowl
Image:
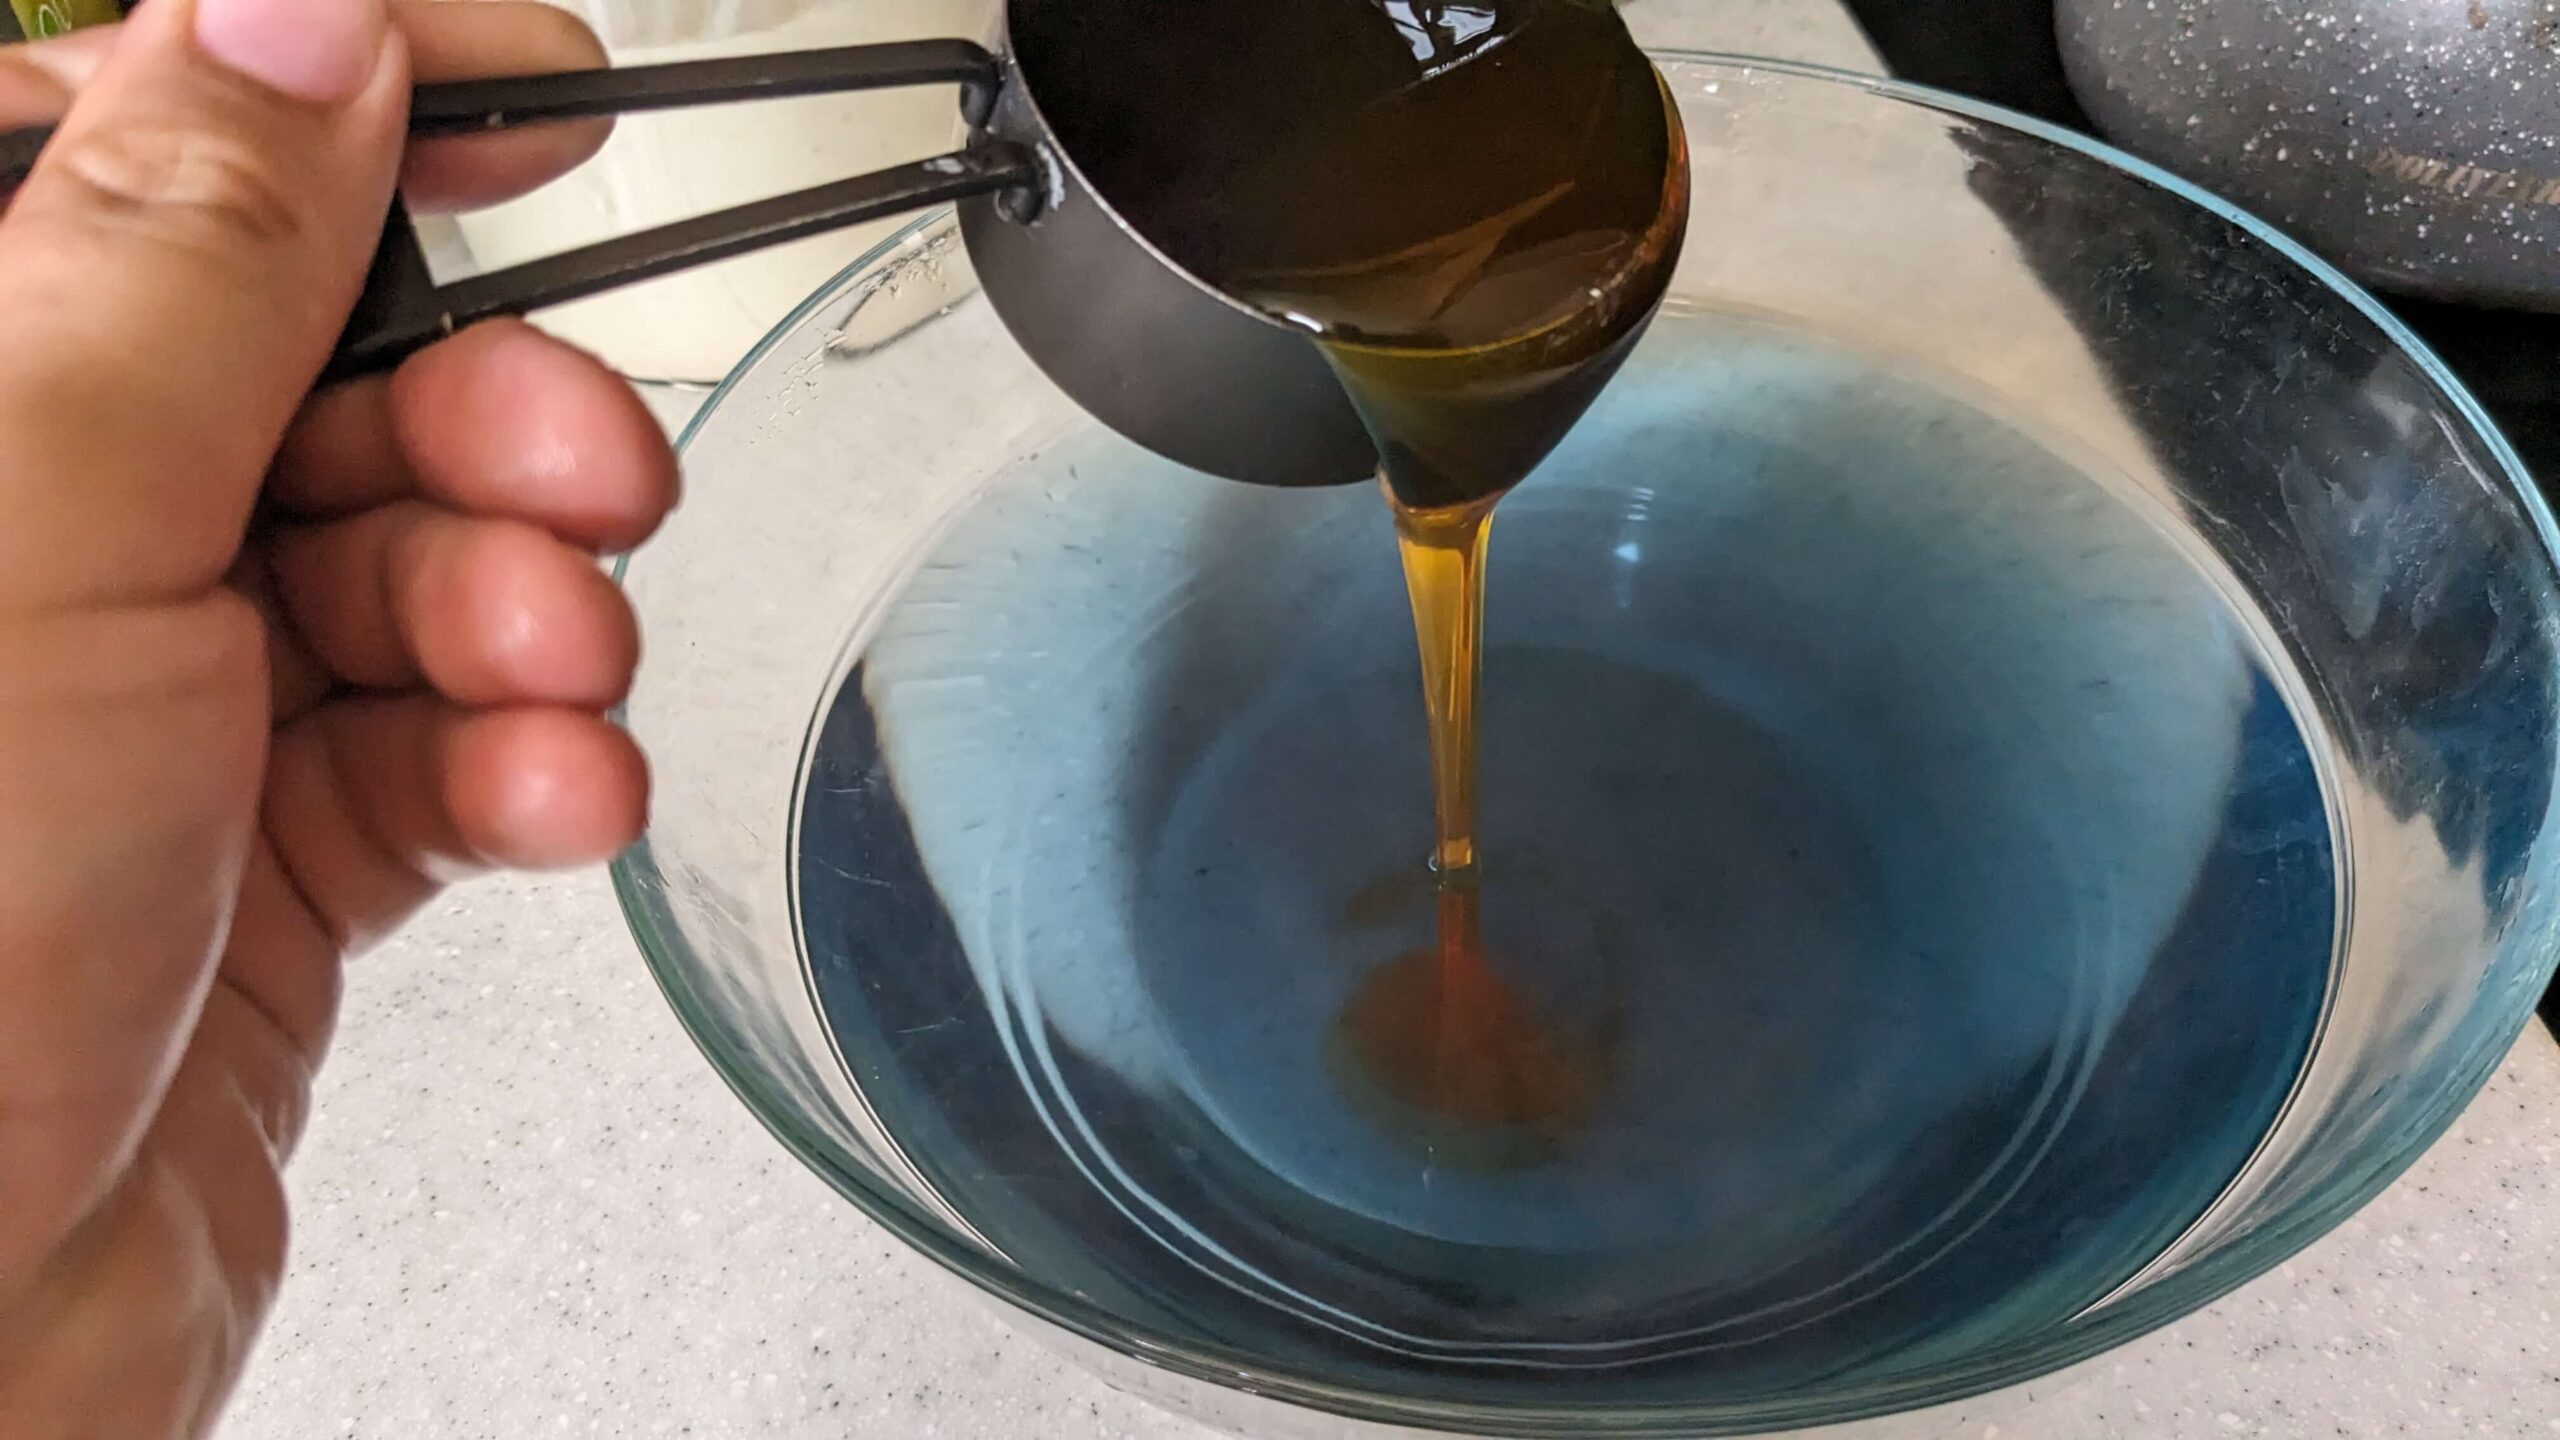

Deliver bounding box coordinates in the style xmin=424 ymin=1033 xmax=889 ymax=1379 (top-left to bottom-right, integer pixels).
xmin=791 ymin=314 xmax=2335 ymax=1407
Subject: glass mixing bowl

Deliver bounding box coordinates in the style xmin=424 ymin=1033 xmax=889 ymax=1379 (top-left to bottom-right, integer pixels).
xmin=611 ymin=52 xmax=2560 ymax=1439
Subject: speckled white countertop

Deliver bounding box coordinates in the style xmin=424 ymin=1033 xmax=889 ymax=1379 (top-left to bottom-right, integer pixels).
xmin=225 ymin=2 xmax=2560 ymax=1436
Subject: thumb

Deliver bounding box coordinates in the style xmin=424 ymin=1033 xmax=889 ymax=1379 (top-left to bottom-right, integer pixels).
xmin=0 ymin=0 xmax=406 ymax=612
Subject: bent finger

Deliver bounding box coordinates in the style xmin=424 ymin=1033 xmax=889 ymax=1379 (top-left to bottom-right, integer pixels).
xmin=266 ymin=500 xmax=639 ymax=707
xmin=261 ymin=697 xmax=649 ymax=949
xmin=272 ymin=320 xmax=677 ymax=550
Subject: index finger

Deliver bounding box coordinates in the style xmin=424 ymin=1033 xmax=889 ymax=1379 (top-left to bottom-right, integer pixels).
xmin=0 ymin=26 xmax=113 ymax=128
xmin=395 ymin=0 xmax=610 ymax=213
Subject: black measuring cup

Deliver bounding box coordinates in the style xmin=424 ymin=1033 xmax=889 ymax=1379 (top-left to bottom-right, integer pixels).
xmin=0 ymin=16 xmax=1380 ymax=488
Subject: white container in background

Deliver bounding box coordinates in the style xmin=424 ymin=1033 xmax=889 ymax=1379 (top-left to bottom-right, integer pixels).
xmin=442 ymin=0 xmax=993 ymax=382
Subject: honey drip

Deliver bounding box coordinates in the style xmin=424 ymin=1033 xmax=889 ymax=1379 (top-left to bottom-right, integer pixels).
xmin=1018 ymin=0 xmax=1691 ymax=1162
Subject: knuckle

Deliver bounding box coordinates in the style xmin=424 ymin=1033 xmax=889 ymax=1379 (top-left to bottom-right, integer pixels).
xmin=42 ymin=122 xmax=309 ymax=252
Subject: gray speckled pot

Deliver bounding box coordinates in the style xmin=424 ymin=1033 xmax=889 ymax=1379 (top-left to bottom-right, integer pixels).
xmin=2058 ymin=0 xmax=2560 ymax=310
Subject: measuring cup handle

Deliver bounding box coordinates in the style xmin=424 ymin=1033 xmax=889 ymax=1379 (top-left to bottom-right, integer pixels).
xmin=326 ymin=143 xmax=1042 ymax=382
xmin=0 ymin=41 xmax=1007 ymax=189
xmin=410 ymin=40 xmax=1006 ymax=136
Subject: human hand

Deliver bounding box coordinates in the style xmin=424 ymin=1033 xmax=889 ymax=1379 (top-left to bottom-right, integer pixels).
xmin=0 ymin=2 xmax=678 ymax=1434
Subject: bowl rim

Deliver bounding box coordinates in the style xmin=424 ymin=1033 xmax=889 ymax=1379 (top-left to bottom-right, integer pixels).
xmin=609 ymin=48 xmax=2559 ymax=1437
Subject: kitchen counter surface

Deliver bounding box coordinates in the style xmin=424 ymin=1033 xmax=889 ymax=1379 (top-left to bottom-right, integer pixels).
xmin=227 ymin=1 xmax=2560 ymax=1436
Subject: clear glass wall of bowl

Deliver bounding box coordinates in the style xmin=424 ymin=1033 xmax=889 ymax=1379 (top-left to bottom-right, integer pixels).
xmin=612 ymin=54 xmax=2560 ymax=1439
